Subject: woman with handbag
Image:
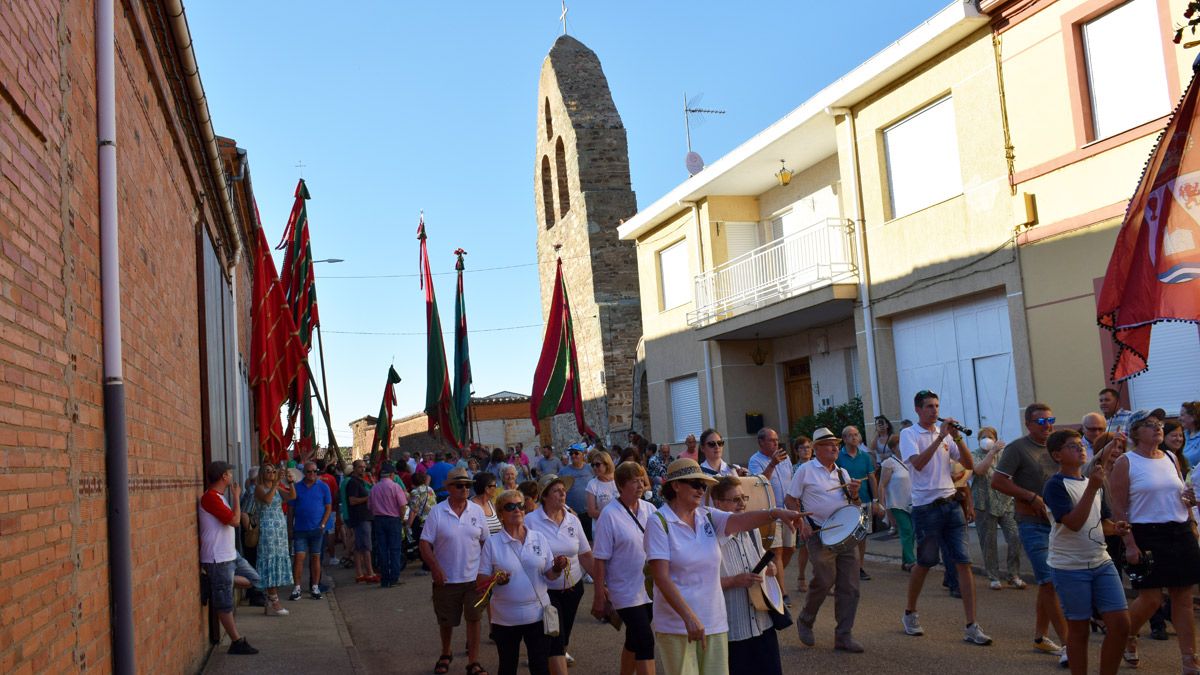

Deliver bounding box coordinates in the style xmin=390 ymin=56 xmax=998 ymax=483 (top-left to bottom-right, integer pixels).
xmin=645 ymin=459 xmax=806 ymax=675
xmin=591 ymin=462 xmax=657 ymax=675
xmin=253 ymin=463 xmax=295 ymax=616
xmin=712 ymin=476 xmax=784 ymax=675
xmin=477 ymin=489 xmax=568 ymax=675
xmin=526 ymin=473 xmax=595 ymax=673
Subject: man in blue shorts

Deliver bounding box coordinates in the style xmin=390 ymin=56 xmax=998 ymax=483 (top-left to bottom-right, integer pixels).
xmin=289 ymin=461 xmax=331 ymax=601
xmin=900 ymin=390 xmax=992 ymax=646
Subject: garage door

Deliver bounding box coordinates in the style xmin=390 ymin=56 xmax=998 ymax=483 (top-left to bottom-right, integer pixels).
xmin=1129 ymin=321 xmax=1200 ymax=412
xmin=892 ymin=293 xmax=1022 ymax=443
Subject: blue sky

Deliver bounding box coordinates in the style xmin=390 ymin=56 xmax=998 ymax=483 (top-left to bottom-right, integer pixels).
xmin=187 ymin=1 xmax=951 ymax=447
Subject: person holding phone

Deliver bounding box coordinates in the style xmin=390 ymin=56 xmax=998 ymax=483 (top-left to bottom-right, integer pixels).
xmin=747 ymin=427 xmax=794 ymax=596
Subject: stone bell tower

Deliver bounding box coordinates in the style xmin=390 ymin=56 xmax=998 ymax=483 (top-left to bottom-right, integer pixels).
xmin=533 ymin=35 xmax=641 ymax=448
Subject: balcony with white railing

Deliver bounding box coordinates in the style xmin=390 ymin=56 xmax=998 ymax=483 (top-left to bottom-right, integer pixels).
xmin=688 ymin=218 xmax=857 ymax=328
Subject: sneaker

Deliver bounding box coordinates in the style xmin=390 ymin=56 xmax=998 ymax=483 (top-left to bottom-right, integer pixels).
xmin=1034 ymin=637 xmax=1063 ymax=653
xmin=565 ymin=652 xmax=575 ymax=666
xmin=834 ymin=636 xmax=865 ymax=653
xmin=1057 ymin=649 xmax=1069 ymax=669
xmin=583 ymin=574 xmax=594 ymax=584
xmin=288 ymin=587 xmax=302 ymax=601
xmin=949 ymin=588 xmax=962 ymax=599
xmin=329 ymin=557 xmax=341 ymax=566
xmin=310 ymin=585 xmax=323 ymax=600
xmin=228 ymin=637 xmax=259 ymax=655
xmin=796 ymin=620 xmax=816 ymax=646
xmin=964 ymin=623 xmax=993 ymax=646
xmin=1008 ymin=576 xmax=1027 ymax=589
xmin=902 ymin=612 xmax=924 ymax=636
xmin=859 ymin=568 xmax=871 ymax=581
xmin=989 ymin=579 xmax=1003 ymax=591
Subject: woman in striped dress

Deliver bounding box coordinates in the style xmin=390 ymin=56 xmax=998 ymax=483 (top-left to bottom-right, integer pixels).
xmin=471 ymin=472 xmax=503 ymax=535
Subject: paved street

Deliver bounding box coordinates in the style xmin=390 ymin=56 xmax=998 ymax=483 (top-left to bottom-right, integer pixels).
xmin=205 ymin=532 xmax=1189 ymax=674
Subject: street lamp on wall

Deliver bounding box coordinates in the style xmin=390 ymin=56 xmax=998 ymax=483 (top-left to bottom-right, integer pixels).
xmin=750 ymin=333 xmax=768 ymax=366
xmin=775 ymin=160 xmax=793 ymax=187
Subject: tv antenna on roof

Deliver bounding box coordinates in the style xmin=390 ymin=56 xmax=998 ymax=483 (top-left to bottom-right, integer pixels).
xmin=683 ymin=92 xmax=724 ymax=176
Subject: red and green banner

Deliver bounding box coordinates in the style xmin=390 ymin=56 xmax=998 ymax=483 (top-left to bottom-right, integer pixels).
xmin=276 ymin=179 xmax=319 ymax=460
xmin=249 ymin=202 xmax=305 ymax=466
xmin=530 ymin=258 xmax=595 ymax=439
xmin=452 ymin=248 xmax=473 ymax=442
xmin=419 ymin=216 xmax=463 ymax=448
xmin=370 ymin=366 xmax=402 ymax=474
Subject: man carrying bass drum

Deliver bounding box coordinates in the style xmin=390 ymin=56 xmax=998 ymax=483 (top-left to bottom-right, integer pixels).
xmin=785 ymin=427 xmax=866 ymax=653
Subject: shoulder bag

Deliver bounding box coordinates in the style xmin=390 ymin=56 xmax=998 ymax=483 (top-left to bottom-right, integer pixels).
xmin=509 ymin=537 xmax=560 ymax=636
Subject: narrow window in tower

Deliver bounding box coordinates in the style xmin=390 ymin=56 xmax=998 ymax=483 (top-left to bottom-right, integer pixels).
xmin=544 ymin=97 xmax=553 ymax=140
xmin=555 ymin=138 xmax=571 ymax=218
xmin=541 ymin=155 xmax=556 ymax=228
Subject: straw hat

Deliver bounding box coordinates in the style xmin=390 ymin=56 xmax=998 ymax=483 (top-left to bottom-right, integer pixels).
xmin=663 ymin=458 xmax=718 ymax=485
xmin=811 ymin=427 xmax=839 ymax=443
xmin=536 ymin=472 xmax=575 ymax=498
xmin=444 ymin=467 xmax=473 ymax=485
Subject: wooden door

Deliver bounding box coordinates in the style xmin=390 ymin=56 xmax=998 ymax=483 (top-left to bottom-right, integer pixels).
xmin=784 ymin=358 xmax=813 ymax=424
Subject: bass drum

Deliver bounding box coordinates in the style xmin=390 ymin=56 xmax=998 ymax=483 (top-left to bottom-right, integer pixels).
xmin=705 ymin=474 xmax=778 ymax=547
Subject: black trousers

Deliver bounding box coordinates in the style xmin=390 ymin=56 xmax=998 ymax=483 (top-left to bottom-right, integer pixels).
xmin=728 ymin=630 xmax=783 ymax=675
xmin=493 ymin=621 xmax=550 ymax=675
xmin=547 ymin=580 xmax=584 ymax=655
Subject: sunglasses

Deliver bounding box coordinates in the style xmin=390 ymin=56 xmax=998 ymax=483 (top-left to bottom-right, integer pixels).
xmin=1135 ymin=421 xmax=1165 ymax=431
xmin=590 ymin=462 xmax=605 ymax=468
xmin=719 ymin=495 xmax=750 ymax=503
xmin=1084 ymin=426 xmax=1105 ymax=433
xmin=304 ymin=469 xmax=318 ymax=474
xmin=1035 ymin=417 xmax=1056 ymax=426
xmin=705 ymin=440 xmax=725 ymax=448
xmin=448 ymin=483 xmax=470 ymax=490
xmin=500 ymin=502 xmax=523 ymax=512
xmin=682 ymin=479 xmax=709 ymax=490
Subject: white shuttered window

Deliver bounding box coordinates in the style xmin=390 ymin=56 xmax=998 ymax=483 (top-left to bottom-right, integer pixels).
xmin=659 ymin=240 xmax=689 ymax=310
xmin=1082 ymin=0 xmax=1170 ymax=140
xmin=1129 ymin=322 xmax=1200 ymax=412
xmin=884 ymin=97 xmax=962 ymax=219
xmin=669 ymin=375 xmax=702 ymax=442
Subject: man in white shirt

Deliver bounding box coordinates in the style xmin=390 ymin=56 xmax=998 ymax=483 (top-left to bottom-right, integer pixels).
xmin=418 ymin=467 xmax=490 ymax=674
xmin=747 ymin=427 xmax=795 ymax=584
xmin=899 ymin=389 xmax=992 ymax=646
xmin=785 ymin=427 xmax=865 ymax=652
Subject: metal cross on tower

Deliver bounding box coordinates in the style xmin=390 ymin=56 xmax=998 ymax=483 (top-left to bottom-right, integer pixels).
xmin=559 ymin=0 xmax=568 ymax=35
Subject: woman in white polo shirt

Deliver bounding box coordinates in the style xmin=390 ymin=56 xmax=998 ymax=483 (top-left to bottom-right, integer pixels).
xmin=645 ymin=459 xmax=806 ymax=675
xmin=591 ymin=461 xmax=656 ymax=675
xmin=526 ymin=473 xmax=596 ymax=674
xmin=478 ymin=489 xmax=568 ymax=675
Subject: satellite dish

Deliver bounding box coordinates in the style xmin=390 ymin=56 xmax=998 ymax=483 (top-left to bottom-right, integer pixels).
xmin=686 ymin=151 xmax=704 ymax=176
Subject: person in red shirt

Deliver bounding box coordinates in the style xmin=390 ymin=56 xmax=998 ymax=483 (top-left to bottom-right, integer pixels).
xmin=199 ymin=461 xmax=259 ymax=655
xmin=319 ymin=461 xmax=340 ymax=564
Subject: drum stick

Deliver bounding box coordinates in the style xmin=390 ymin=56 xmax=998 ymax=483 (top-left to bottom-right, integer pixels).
xmin=815 ymin=523 xmax=843 ymax=532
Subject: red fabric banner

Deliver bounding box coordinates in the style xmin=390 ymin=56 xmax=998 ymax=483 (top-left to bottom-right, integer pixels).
xmin=1098 ymin=74 xmax=1200 ymax=381
xmin=250 ymin=215 xmax=305 ymax=466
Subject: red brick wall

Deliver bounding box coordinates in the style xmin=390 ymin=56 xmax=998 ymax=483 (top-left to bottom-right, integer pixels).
xmin=0 ymin=2 xmax=242 ymax=672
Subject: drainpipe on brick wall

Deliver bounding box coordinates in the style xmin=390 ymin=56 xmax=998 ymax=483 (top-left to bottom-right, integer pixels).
xmin=826 ymin=106 xmax=881 ymax=419
xmin=97 ymin=1 xmax=135 ymax=672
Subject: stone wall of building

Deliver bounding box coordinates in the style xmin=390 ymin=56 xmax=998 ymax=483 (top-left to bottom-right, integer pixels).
xmin=533 ymin=36 xmax=642 ymax=448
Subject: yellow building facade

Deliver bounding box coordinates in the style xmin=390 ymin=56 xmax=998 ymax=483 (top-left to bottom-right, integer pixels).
xmin=620 ymin=0 xmax=1195 ymax=459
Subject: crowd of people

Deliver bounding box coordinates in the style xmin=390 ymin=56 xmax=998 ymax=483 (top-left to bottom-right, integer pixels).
xmin=197 ymin=388 xmax=1200 ymax=675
